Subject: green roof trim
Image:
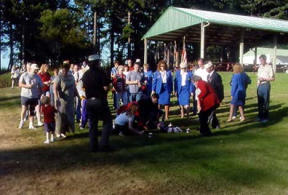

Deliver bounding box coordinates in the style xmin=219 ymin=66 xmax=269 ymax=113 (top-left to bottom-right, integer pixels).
xmin=142 ymin=7 xmax=203 ymax=40
xmin=142 ymin=6 xmax=288 ymax=40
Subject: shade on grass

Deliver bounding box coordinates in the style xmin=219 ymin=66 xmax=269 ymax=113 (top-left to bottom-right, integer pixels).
xmin=0 ymin=72 xmax=288 ymax=194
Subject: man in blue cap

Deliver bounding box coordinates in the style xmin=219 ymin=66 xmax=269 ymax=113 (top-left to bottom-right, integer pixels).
xmin=81 ymin=54 xmax=113 ymax=152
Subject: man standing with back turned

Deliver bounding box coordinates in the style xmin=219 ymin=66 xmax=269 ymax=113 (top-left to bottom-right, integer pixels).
xmin=206 ymin=61 xmax=224 ymax=129
xmin=81 ymin=54 xmax=113 ymax=152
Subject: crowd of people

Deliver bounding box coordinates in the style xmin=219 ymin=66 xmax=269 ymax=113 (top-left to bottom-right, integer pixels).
xmin=14 ymin=53 xmax=274 ymax=152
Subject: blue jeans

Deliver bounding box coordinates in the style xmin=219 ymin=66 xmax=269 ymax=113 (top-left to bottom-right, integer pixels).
xmin=257 ymin=83 xmax=270 ymax=120
xmin=116 ymin=91 xmax=128 ymax=109
xmin=75 ymin=96 xmax=81 ymax=122
xmin=129 ymin=92 xmax=143 ymax=102
xmin=81 ymin=99 xmax=88 ymax=128
xmin=86 ymin=98 xmax=112 ymax=151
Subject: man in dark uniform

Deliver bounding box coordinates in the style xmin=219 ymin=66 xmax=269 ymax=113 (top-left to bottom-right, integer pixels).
xmin=205 ymin=61 xmax=224 ymax=129
xmin=81 ymin=54 xmax=113 ymax=152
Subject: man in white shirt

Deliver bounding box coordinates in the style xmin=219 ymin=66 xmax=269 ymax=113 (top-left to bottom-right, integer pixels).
xmin=194 ymin=58 xmax=209 ymax=82
xmin=257 ymin=55 xmax=275 ymax=123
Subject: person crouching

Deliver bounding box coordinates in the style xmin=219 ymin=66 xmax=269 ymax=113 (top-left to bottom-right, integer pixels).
xmin=115 ymin=103 xmax=144 ymax=135
xmin=41 ymin=96 xmax=57 ymax=144
xmin=192 ymin=75 xmax=220 ymax=136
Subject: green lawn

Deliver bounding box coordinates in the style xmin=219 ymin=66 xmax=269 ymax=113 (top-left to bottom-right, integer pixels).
xmin=0 ymin=72 xmax=288 ymax=194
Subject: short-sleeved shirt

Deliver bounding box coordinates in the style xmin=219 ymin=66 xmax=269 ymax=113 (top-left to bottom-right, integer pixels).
xmin=113 ymin=74 xmax=126 ymax=93
xmin=257 ymin=64 xmax=274 ymax=84
xmin=115 ymin=112 xmax=134 ymax=126
xmin=41 ymin=105 xmax=56 ymax=123
xmin=111 ymin=67 xmax=118 ymax=76
xmin=38 ymin=72 xmax=51 ymax=92
xmin=73 ymin=71 xmax=80 ymax=83
xmin=54 ymin=73 xmax=75 ymax=103
xmin=126 ymin=71 xmax=144 ymax=94
xmin=19 ymin=72 xmax=43 ymax=99
xmin=11 ymin=69 xmax=20 ymax=79
xmin=81 ymin=67 xmax=110 ymax=99
xmin=194 ymin=67 xmax=209 ymax=82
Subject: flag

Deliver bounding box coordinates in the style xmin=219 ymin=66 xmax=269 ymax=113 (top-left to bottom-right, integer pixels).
xmin=181 ymin=36 xmax=187 ymax=65
xmin=173 ymin=41 xmax=177 ymax=67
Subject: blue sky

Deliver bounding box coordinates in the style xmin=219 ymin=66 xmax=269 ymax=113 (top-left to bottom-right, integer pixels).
xmin=1 ymin=50 xmax=9 ymax=69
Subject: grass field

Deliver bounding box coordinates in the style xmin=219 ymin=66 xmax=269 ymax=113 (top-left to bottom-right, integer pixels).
xmin=0 ymin=72 xmax=288 ymax=194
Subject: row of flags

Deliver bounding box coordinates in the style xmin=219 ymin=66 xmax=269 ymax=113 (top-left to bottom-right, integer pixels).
xmin=155 ymin=36 xmax=187 ymax=68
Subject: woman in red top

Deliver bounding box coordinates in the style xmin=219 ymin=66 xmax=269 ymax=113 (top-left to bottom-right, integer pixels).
xmin=38 ymin=64 xmax=51 ymax=96
xmin=193 ymin=75 xmax=220 ymax=136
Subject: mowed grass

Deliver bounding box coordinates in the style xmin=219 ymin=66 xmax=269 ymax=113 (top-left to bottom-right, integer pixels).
xmin=0 ymin=72 xmax=288 ymax=194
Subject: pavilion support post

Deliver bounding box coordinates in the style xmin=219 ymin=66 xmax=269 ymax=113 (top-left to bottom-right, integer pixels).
xmin=144 ymin=38 xmax=148 ymax=64
xmin=239 ymin=30 xmax=244 ymax=65
xmin=200 ymin=23 xmax=205 ymax=58
xmin=254 ymin=47 xmax=257 ymax=65
xmin=273 ymin=34 xmax=277 ymax=74
xmin=200 ymin=22 xmax=210 ymax=59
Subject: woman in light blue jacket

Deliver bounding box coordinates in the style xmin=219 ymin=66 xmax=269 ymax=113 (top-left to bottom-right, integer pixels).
xmin=174 ymin=62 xmax=195 ymax=118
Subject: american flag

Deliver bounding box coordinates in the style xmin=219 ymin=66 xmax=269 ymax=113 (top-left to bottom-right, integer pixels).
xmin=173 ymin=41 xmax=177 ymax=67
xmin=181 ymin=36 xmax=187 ymax=65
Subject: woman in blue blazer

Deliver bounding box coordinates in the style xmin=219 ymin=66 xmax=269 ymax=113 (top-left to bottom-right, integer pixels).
xmin=227 ymin=64 xmax=246 ymax=122
xmin=174 ymin=62 xmax=195 ymax=118
xmin=152 ymin=60 xmax=173 ymax=120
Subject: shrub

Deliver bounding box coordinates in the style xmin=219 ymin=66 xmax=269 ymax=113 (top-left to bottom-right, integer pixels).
xmin=0 ymin=72 xmax=12 ymax=88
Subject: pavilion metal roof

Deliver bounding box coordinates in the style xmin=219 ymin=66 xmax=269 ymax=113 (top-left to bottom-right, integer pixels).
xmin=142 ymin=6 xmax=288 ymax=41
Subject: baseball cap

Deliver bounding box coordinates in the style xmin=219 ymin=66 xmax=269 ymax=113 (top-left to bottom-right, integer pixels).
xmin=31 ymin=63 xmax=39 ymax=70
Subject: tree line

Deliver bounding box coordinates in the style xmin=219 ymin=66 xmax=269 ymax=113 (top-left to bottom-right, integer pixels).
xmin=0 ymin=0 xmax=287 ymax=70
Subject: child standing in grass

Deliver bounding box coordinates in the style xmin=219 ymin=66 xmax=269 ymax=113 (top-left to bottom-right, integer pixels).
xmin=41 ymin=96 xmax=57 ymax=144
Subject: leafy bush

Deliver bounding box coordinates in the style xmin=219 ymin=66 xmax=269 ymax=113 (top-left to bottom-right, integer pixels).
xmin=0 ymin=72 xmax=12 ymax=88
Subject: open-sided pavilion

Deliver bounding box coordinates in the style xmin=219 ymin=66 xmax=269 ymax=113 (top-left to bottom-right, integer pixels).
xmin=142 ymin=6 xmax=288 ymax=71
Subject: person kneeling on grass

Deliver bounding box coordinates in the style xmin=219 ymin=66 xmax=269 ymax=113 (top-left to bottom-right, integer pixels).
xmin=138 ymin=93 xmax=164 ymax=130
xmin=114 ymin=103 xmax=144 ymax=136
xmin=41 ymin=96 xmax=57 ymax=144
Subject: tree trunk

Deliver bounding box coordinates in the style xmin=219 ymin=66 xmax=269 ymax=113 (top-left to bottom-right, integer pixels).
xmin=20 ymin=25 xmax=25 ymax=65
xmin=110 ymin=16 xmax=115 ymax=66
xmin=96 ymin=19 xmax=100 ymax=55
xmin=93 ymin=11 xmax=97 ymax=48
xmin=0 ymin=26 xmax=2 ymax=71
xmin=8 ymin=23 xmax=14 ymax=70
xmin=128 ymin=11 xmax=131 ymax=58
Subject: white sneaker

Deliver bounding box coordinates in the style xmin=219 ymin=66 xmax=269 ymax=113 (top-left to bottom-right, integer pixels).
xmin=60 ymin=133 xmax=66 ymax=138
xmin=29 ymin=123 xmax=35 ymax=130
xmin=37 ymin=121 xmax=43 ymax=127
xmin=44 ymin=140 xmax=50 ymax=144
xmin=50 ymin=137 xmax=54 ymax=143
xmin=18 ymin=120 xmax=24 ymax=129
xmin=232 ymin=116 xmax=236 ymax=120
